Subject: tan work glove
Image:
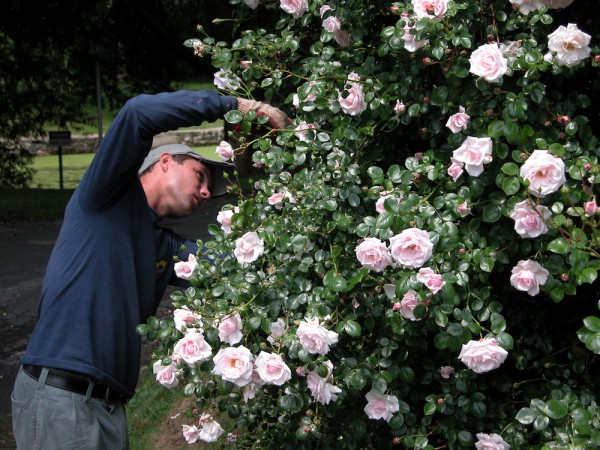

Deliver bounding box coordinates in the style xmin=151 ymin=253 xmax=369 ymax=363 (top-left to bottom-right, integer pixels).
xmin=236 ymin=98 xmax=290 ymax=130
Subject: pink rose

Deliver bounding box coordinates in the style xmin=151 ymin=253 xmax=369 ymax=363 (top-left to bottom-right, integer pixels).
xmin=452 ymin=136 xmax=493 ymax=177
xmin=267 ymin=318 xmax=286 ymax=344
xmin=174 ymin=254 xmax=198 ymax=280
xmin=446 ymin=106 xmax=470 ymax=133
xmin=212 ymin=345 xmax=254 ymax=387
xmin=584 ymin=199 xmax=599 ymax=216
xmin=218 ymin=313 xmax=243 ymax=345
xmin=240 ymin=60 xmax=252 ymax=69
xmin=182 ymin=424 xmax=200 ymax=444
xmin=268 ymin=192 xmax=285 ymax=206
xmin=519 ymin=150 xmax=566 ymax=198
xmin=198 ymin=416 xmax=224 ymax=443
xmin=338 ymin=84 xmax=367 ymax=116
xmin=375 ymin=193 xmax=402 ymax=214
xmin=243 ymin=0 xmax=259 ymax=8
xmin=355 ymin=237 xmax=392 ymax=272
xmin=388 ymin=227 xmax=434 ymax=269
xmin=173 ymin=331 xmax=213 ymax=366
xmin=394 ymin=100 xmax=406 ymax=114
xmin=411 ymin=0 xmax=448 ymax=19
xmin=510 ymin=200 xmax=551 ymax=238
xmin=510 ymin=0 xmax=543 ymax=14
xmin=448 ymin=158 xmax=465 ymax=181
xmin=417 ymin=267 xmax=446 ymax=294
xmin=294 ymin=121 xmax=320 ymax=142
xmin=457 ymin=202 xmax=470 ymax=215
xmin=510 ymin=259 xmax=549 ymax=296
xmin=398 ymin=290 xmax=421 ymax=321
xmin=280 ymin=0 xmax=308 ymax=18
xmin=215 ymin=141 xmax=235 ymax=161
xmin=475 ymin=432 xmax=511 ymax=450
xmin=323 ymin=16 xmax=341 ymax=33
xmin=173 ymin=307 xmax=202 ymax=332
xmin=296 ymin=317 xmax=339 ymax=355
xmin=217 ymin=208 xmax=236 ymax=234
xmin=547 ymin=23 xmax=591 ymax=67
xmin=254 ymin=351 xmax=292 ymax=386
xmin=152 ymin=360 xmax=180 ymax=388
xmin=469 ymin=43 xmax=508 ymax=83
xmin=403 ymin=22 xmax=428 ymax=52
xmin=213 ymin=69 xmax=242 ymax=91
xmin=458 ymin=338 xmax=508 ymax=373
xmin=234 ymin=231 xmax=265 ymax=264
xmin=306 ymin=360 xmax=342 ymax=405
xmin=439 ymin=366 xmax=455 ymax=379
xmin=319 ymin=5 xmax=333 ymax=17
xmin=364 ymin=390 xmax=400 ymax=422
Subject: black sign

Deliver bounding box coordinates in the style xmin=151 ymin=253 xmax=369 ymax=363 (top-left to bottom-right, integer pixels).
xmin=49 ymin=131 xmax=72 ymax=147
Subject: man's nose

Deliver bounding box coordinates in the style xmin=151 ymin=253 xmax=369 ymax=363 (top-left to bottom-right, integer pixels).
xmin=199 ymin=183 xmax=211 ymax=199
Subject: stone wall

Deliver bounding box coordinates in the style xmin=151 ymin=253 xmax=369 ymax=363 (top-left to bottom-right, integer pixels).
xmin=24 ymin=127 xmax=225 ymax=155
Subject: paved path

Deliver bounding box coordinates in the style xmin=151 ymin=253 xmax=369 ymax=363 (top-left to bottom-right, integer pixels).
xmin=0 ymin=194 xmax=234 ymax=449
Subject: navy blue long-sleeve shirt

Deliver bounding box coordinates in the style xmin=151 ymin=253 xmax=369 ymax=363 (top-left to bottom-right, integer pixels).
xmin=22 ymin=90 xmax=237 ymax=397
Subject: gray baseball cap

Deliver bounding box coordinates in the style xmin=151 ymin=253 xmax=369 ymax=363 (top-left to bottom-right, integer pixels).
xmin=138 ymin=144 xmax=235 ymax=197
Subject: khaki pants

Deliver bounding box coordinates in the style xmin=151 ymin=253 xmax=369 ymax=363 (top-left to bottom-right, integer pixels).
xmin=11 ymin=366 xmax=129 ymax=450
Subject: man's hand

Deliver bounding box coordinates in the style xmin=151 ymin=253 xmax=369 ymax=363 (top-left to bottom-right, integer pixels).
xmin=236 ymin=98 xmax=290 ymax=129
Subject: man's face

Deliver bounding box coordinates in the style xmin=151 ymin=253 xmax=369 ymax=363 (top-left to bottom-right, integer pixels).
xmin=163 ymin=157 xmax=212 ymax=218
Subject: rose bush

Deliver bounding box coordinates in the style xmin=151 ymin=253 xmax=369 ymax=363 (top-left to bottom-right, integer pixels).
xmin=138 ymin=0 xmax=600 ymax=447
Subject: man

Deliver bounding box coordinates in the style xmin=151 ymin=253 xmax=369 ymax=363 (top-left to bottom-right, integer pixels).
xmin=11 ymin=90 xmax=288 ymax=449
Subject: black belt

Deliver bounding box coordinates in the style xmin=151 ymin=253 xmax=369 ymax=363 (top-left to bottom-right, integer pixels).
xmin=23 ymin=365 xmax=127 ymax=404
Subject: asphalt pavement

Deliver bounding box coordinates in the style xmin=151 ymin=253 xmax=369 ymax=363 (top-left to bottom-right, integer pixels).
xmin=0 ymin=193 xmax=234 ymax=449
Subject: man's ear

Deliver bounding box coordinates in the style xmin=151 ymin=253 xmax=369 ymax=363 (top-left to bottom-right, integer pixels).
xmin=158 ymin=153 xmax=172 ymax=172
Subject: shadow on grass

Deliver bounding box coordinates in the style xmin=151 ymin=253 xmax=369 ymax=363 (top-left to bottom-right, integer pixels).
xmin=0 ymin=188 xmax=73 ymax=223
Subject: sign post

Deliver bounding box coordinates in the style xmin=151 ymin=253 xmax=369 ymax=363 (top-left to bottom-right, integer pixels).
xmin=48 ymin=131 xmax=72 ymax=190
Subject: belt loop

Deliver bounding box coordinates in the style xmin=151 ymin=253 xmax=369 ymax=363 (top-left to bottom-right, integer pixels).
xmin=85 ymin=378 xmax=96 ymax=401
xmin=36 ymin=367 xmax=49 ymax=392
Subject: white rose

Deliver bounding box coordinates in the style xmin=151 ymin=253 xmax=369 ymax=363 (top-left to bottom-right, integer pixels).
xmin=174 ymin=254 xmax=198 ymax=280
xmin=469 ymin=43 xmax=508 ymax=83
xmin=198 ymin=416 xmax=225 ymax=443
xmin=296 ymin=317 xmax=339 ymax=355
xmin=212 ymin=345 xmax=254 ymax=387
xmin=280 ymin=0 xmax=308 ymax=18
xmin=213 ymin=69 xmax=242 ymax=91
xmin=234 ymin=231 xmax=265 ymax=264
xmin=475 ymin=432 xmax=511 ymax=450
xmin=510 ymin=0 xmax=543 ymax=14
xmin=510 ymin=259 xmax=549 ymax=296
xmin=452 ymin=136 xmax=493 ymax=177
xmin=355 ymin=237 xmax=392 ymax=272
xmin=445 ymin=106 xmax=470 ymax=133
xmin=364 ymin=390 xmax=400 ymax=422
xmin=254 ymin=351 xmax=292 ymax=386
xmin=388 ymin=227 xmax=434 ymax=269
xmin=173 ymin=331 xmax=213 ymax=366
xmin=510 ymin=200 xmax=551 ymax=238
xmin=215 ymin=141 xmax=235 ymax=162
xmin=519 ymin=150 xmax=566 ymax=197
xmin=411 ymin=0 xmax=448 ymax=19
xmin=218 ymin=313 xmax=244 ymax=345
xmin=459 ymin=338 xmax=508 ymax=373
xmin=243 ymin=0 xmax=259 ymax=9
xmin=547 ymin=23 xmax=591 ymax=67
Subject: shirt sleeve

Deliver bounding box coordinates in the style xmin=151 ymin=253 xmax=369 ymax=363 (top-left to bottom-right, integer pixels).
xmin=76 ymin=90 xmax=237 ymax=213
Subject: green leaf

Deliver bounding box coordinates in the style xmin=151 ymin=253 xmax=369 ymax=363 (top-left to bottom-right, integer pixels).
xmin=544 ymin=399 xmax=568 ymax=420
xmin=501 ymin=177 xmax=520 ymax=195
xmin=516 ymin=407 xmax=536 ymax=424
xmin=547 ymin=238 xmax=570 ymax=254
xmin=344 ymin=320 xmax=362 ymax=337
xmin=501 ymin=162 xmax=519 ymax=176
xmin=483 ymin=205 xmax=501 ymax=222
xmin=583 ymin=316 xmax=600 ymax=332
xmin=224 ymin=110 xmax=244 ymax=124
xmin=324 ymin=270 xmax=348 ymax=292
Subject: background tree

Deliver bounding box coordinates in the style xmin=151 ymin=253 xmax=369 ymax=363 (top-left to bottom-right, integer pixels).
xmin=0 ymin=0 xmax=233 ymax=187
